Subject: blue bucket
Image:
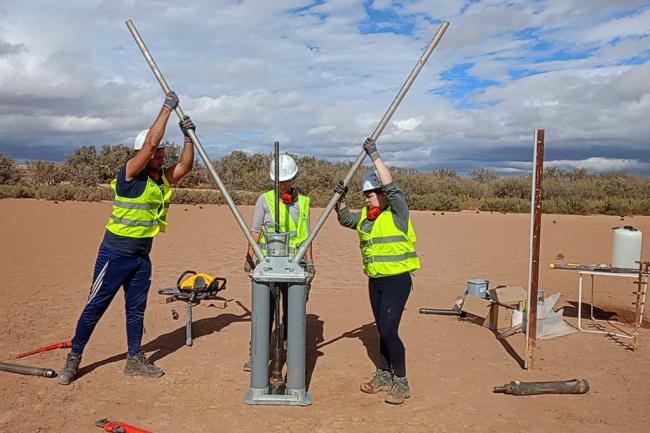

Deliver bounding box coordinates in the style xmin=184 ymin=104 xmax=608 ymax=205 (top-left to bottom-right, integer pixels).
xmin=467 ymin=279 xmax=489 ymax=298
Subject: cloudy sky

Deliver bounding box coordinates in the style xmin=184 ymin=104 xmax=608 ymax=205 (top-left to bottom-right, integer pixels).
xmin=1 ymin=0 xmax=649 ymax=174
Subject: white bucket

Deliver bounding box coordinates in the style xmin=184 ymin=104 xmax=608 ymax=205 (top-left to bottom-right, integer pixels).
xmin=611 ymin=226 xmax=642 ymax=269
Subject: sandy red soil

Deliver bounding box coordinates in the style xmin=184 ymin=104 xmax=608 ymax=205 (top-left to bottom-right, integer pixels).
xmin=1 ymin=198 xmax=649 ymax=433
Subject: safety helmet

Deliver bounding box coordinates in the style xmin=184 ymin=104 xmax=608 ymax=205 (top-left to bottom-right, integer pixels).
xmin=133 ymin=129 xmax=166 ymax=151
xmin=362 ymin=170 xmax=382 ymax=192
xmin=270 ymin=154 xmax=298 ymax=181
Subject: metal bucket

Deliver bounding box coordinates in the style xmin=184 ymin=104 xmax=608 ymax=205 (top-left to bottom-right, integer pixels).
xmin=266 ymin=232 xmax=290 ymax=257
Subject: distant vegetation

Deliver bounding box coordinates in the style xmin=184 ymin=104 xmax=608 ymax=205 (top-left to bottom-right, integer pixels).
xmin=1 ymin=145 xmax=649 ymax=216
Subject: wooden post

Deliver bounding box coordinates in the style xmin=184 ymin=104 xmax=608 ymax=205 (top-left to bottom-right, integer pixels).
xmin=525 ymin=129 xmax=545 ymax=370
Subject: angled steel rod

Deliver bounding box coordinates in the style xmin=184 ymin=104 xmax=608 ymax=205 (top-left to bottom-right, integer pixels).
xmin=126 ymin=19 xmax=264 ymax=261
xmin=294 ymin=20 xmax=449 ymax=263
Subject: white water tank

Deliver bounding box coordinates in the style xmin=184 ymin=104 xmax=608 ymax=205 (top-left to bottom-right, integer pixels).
xmin=611 ymin=226 xmax=643 ymax=269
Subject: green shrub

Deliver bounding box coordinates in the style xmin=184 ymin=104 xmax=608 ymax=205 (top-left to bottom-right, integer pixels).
xmin=0 ymin=153 xmax=20 ymax=185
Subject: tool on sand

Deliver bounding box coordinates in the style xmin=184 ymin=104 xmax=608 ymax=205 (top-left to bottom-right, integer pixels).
xmin=419 ymin=308 xmax=462 ymax=316
xmin=494 ymin=378 xmax=589 ymax=396
xmin=96 ymin=418 xmax=153 ymax=433
xmin=550 ymin=262 xmax=646 ymax=274
xmin=158 ymin=271 xmax=227 ymax=346
xmin=15 ymin=339 xmax=72 ymax=359
xmin=0 ymin=362 xmax=57 ymax=378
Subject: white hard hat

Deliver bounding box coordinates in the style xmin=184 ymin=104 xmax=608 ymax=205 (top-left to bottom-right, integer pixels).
xmin=362 ymin=170 xmax=382 ymax=192
xmin=133 ymin=129 xmax=166 ymax=151
xmin=270 ymin=154 xmax=298 ymax=181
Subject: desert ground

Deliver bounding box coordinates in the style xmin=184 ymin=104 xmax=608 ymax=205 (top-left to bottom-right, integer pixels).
xmin=1 ymin=198 xmax=649 ymax=433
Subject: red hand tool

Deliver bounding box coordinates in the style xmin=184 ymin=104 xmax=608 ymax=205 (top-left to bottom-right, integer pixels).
xmin=15 ymin=340 xmax=72 ymax=359
xmin=96 ymin=418 xmax=153 ymax=433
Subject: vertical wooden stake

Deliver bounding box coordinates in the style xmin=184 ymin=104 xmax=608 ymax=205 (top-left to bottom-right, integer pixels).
xmin=525 ymin=129 xmax=545 ymax=370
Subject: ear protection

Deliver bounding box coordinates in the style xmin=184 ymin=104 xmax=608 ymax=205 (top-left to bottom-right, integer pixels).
xmin=281 ymin=188 xmax=298 ymax=204
xmin=367 ymin=206 xmax=382 ymax=221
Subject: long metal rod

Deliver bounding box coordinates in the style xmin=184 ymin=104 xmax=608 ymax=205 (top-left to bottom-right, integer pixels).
xmin=274 ymin=141 xmax=280 ymax=233
xmin=525 ymin=129 xmax=545 ymax=370
xmin=126 ymin=19 xmax=264 ymax=261
xmin=294 ymin=20 xmax=449 ymax=263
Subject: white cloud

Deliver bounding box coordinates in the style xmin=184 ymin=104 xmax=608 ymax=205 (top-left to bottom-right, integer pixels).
xmin=0 ymin=0 xmax=648 ymax=174
xmin=546 ymin=157 xmax=650 ymax=172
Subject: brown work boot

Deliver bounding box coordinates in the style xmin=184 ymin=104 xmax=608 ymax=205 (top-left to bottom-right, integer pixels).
xmin=385 ymin=376 xmax=410 ymax=404
xmin=124 ymin=352 xmax=164 ymax=378
xmin=57 ymin=352 xmax=82 ymax=385
xmin=360 ymin=369 xmax=392 ymax=394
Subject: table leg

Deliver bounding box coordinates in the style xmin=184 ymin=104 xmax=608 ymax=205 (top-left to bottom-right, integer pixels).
xmin=590 ymin=274 xmax=596 ymax=321
xmin=578 ymin=273 xmax=584 ymax=331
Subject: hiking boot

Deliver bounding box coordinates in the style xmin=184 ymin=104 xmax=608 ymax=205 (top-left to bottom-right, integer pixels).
xmin=124 ymin=352 xmax=164 ymax=378
xmin=243 ymin=358 xmax=252 ymax=372
xmin=385 ymin=376 xmax=410 ymax=404
xmin=57 ymin=352 xmax=82 ymax=385
xmin=360 ymin=369 xmax=393 ymax=394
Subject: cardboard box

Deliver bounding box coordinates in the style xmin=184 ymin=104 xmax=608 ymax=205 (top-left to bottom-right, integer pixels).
xmin=484 ymin=286 xmax=528 ymax=330
xmin=485 ymin=305 xmax=513 ymax=330
xmin=461 ymin=295 xmax=492 ymax=318
xmin=489 ymin=286 xmax=527 ymax=304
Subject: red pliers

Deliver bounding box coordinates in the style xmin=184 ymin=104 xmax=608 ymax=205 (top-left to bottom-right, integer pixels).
xmin=95 ymin=418 xmax=153 ymax=433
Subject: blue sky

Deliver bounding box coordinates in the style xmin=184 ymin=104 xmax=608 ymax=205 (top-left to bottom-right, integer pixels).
xmin=0 ymin=0 xmax=649 ymax=174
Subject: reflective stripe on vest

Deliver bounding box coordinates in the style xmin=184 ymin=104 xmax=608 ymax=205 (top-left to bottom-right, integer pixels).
xmin=356 ymin=206 xmax=420 ymax=277
xmin=105 ymin=171 xmax=172 ymax=239
xmin=258 ymin=190 xmax=310 ymax=254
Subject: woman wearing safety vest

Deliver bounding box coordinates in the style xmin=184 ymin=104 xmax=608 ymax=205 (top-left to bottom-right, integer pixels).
xmin=57 ymin=91 xmax=196 ymax=385
xmin=334 ymin=137 xmax=419 ymax=405
xmin=242 ymin=153 xmax=315 ymax=371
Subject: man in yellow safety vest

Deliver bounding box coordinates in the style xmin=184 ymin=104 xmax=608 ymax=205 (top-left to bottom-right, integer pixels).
xmin=58 ymin=91 xmax=196 ymax=385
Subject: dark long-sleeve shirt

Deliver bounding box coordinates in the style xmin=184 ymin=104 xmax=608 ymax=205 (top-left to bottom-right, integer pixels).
xmin=337 ymin=182 xmax=409 ymax=233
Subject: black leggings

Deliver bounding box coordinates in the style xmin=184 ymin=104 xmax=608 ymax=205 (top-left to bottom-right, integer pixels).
xmin=368 ymin=272 xmax=412 ymax=378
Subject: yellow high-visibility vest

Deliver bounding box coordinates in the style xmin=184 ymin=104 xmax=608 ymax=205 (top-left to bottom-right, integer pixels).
xmin=105 ymin=173 xmax=172 ymax=238
xmin=259 ymin=190 xmax=310 ymax=255
xmin=356 ymin=206 xmax=420 ymax=277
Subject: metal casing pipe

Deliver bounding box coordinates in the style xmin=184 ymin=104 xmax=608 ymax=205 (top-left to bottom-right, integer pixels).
xmin=286 ymin=283 xmax=307 ymax=394
xmin=125 ymin=19 xmax=264 ymax=261
xmin=274 ymin=141 xmax=280 ymax=234
xmin=250 ymin=281 xmax=270 ymax=391
xmin=294 ymin=21 xmax=449 ymax=263
xmin=0 ymin=362 xmax=57 ymax=378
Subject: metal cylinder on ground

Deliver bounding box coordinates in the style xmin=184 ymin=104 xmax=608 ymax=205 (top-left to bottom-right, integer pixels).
xmin=0 ymin=362 xmax=57 ymax=378
xmin=494 ymin=378 xmax=589 ymax=395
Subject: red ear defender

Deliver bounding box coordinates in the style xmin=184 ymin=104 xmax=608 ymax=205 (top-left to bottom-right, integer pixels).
xmin=282 ymin=189 xmax=296 ymax=204
xmin=281 ymin=192 xmax=293 ymax=204
xmin=367 ymin=206 xmax=382 ymax=220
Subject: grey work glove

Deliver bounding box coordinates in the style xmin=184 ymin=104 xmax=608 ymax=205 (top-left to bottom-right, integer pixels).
xmin=163 ymin=91 xmax=179 ymax=110
xmin=244 ymin=254 xmax=255 ymax=273
xmin=363 ymin=137 xmax=380 ymax=161
xmin=179 ymin=115 xmax=195 ymax=138
xmin=305 ymin=260 xmax=316 ymax=284
xmin=334 ymin=180 xmax=348 ymax=200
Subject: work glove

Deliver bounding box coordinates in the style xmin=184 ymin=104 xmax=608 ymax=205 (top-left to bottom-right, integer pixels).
xmin=179 ymin=115 xmax=195 ymax=138
xmin=244 ymin=254 xmax=255 ymax=273
xmin=305 ymin=260 xmax=316 ymax=284
xmin=163 ymin=91 xmax=179 ymax=110
xmin=334 ymin=180 xmax=348 ymax=200
xmin=363 ymin=137 xmax=381 ymax=161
